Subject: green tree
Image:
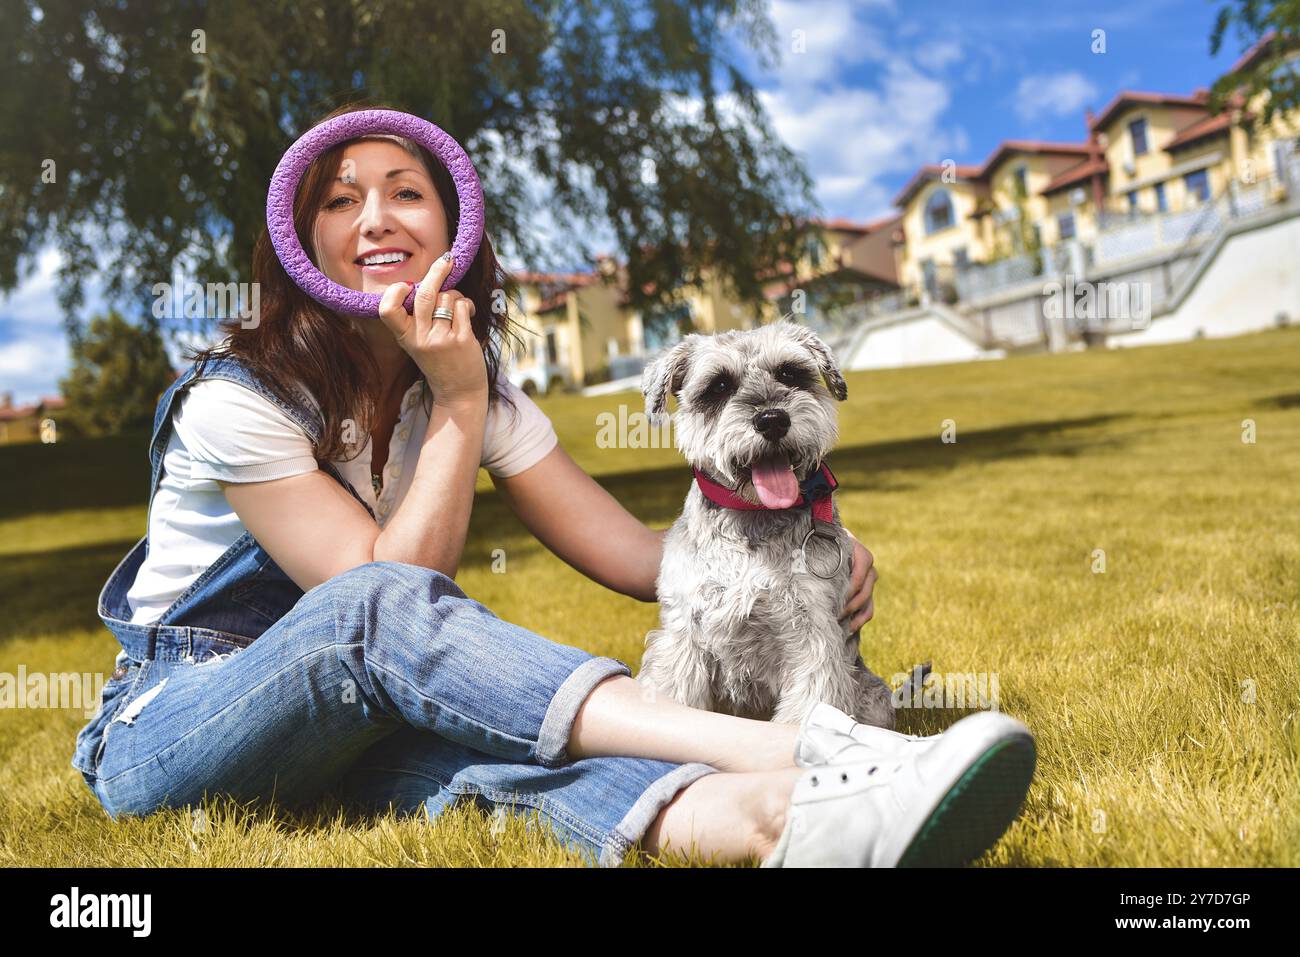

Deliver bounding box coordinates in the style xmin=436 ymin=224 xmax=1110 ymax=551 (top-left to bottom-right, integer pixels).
xmin=0 ymin=0 xmax=820 ymax=344
xmin=58 ymin=311 xmax=177 ymax=436
xmin=1209 ymin=1 xmax=1300 ymax=124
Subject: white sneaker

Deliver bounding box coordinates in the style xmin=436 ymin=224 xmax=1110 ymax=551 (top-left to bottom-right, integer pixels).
xmin=794 ymin=701 xmax=942 ymax=765
xmin=763 ymin=710 xmax=1036 ymax=867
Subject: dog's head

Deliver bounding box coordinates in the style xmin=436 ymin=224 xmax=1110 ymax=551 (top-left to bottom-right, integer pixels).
xmin=641 ymin=318 xmax=847 ymax=507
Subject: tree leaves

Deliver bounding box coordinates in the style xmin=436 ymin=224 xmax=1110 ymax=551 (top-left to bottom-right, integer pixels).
xmin=1 ymin=0 xmax=821 ymax=344
xmin=57 ymin=310 xmax=177 ymax=436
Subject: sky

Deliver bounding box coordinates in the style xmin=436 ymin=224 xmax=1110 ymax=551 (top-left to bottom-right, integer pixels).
xmin=739 ymin=0 xmax=1246 ymax=219
xmin=0 ymin=0 xmax=1253 ymax=405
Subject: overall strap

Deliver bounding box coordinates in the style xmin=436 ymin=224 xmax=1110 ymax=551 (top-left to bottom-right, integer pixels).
xmin=150 ymin=353 xmax=375 ymax=520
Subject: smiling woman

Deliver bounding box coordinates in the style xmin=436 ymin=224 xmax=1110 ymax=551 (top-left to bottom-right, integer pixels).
xmin=64 ymin=101 xmax=1028 ymax=876
xmin=184 ymin=104 xmax=519 ymax=464
xmin=265 ymin=108 xmax=485 ymax=317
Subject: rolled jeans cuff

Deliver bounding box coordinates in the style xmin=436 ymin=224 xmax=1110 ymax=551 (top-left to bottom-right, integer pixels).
xmin=535 ymin=655 xmax=632 ymax=768
xmin=600 ymin=761 xmax=721 ymax=867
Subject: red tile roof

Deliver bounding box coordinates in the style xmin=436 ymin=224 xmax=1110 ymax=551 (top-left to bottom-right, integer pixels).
xmin=977 ymin=140 xmax=1094 ymax=176
xmin=1041 ymin=156 xmax=1110 ymax=195
xmin=1089 ymin=90 xmax=1209 ymax=132
xmin=810 ymin=215 xmax=902 ymax=234
xmin=1164 ymin=112 xmax=1235 ymax=151
xmin=860 ymin=212 xmax=903 ymax=232
xmin=891 ymin=163 xmax=983 ymax=208
xmin=0 ymin=396 xmax=65 ymax=422
xmin=892 ymin=141 xmax=1096 ymax=208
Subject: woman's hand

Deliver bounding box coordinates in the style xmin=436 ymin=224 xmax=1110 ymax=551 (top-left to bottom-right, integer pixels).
xmin=379 ymin=252 xmax=486 ymax=408
xmin=840 ymin=528 xmax=877 ymax=632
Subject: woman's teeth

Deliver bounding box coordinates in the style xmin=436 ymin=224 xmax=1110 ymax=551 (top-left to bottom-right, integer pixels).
xmin=360 ymin=252 xmax=410 ymax=266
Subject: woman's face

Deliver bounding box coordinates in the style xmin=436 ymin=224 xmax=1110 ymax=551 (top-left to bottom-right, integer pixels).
xmin=312 ymin=138 xmax=450 ymax=296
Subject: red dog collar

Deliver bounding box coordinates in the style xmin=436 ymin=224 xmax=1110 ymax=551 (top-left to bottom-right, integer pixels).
xmin=693 ymin=461 xmax=838 ymax=523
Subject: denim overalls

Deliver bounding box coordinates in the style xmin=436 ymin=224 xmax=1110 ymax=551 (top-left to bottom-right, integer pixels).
xmin=71 ymin=354 xmax=718 ymax=866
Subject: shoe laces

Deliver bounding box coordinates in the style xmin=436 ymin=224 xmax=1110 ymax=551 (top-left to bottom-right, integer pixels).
xmin=807 ymin=757 xmax=905 ymax=789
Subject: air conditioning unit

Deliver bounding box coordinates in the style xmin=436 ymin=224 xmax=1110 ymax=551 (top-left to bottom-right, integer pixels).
xmin=1122 ymin=160 xmax=1136 ymax=177
xmin=1069 ymin=188 xmax=1086 ymax=206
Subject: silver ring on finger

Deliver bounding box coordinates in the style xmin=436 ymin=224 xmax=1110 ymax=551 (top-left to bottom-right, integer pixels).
xmin=432 ymin=307 xmax=455 ymax=321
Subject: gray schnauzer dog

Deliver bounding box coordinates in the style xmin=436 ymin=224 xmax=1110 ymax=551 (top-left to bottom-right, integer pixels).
xmin=637 ymin=318 xmax=897 ymax=729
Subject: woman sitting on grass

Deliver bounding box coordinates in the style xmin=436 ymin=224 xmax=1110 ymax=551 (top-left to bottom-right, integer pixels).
xmin=71 ymin=101 xmax=1036 ymax=868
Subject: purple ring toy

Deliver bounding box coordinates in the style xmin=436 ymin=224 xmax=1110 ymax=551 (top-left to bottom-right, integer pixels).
xmin=265 ymin=109 xmax=485 ymax=317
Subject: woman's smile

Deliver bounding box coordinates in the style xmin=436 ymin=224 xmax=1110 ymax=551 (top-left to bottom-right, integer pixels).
xmin=355 ymin=247 xmax=414 ymax=275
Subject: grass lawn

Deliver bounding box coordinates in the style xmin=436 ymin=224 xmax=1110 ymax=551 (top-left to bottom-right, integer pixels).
xmin=2 ymin=326 xmax=1298 ymax=867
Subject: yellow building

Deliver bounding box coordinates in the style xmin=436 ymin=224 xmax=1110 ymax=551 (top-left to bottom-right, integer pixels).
xmin=1087 ymin=90 xmax=1239 ymax=217
xmin=1225 ymin=34 xmax=1300 ymax=193
xmin=891 ymin=163 xmax=986 ymax=300
xmin=505 ymin=265 xmax=626 ymax=394
xmin=892 ymin=144 xmax=1093 ymax=299
xmin=972 ymin=142 xmax=1098 ymax=255
xmin=888 ymin=37 xmax=1300 ymax=300
xmin=1040 ymin=153 xmax=1109 ymax=245
xmin=505 ymin=218 xmax=902 ymax=392
xmin=758 ymin=216 xmax=901 ymax=319
xmin=0 ymin=393 xmax=66 ymax=444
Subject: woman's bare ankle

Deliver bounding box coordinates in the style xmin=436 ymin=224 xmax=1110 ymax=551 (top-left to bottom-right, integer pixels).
xmin=641 ymin=769 xmax=803 ymax=866
xmin=748 ymin=768 xmax=802 ymax=862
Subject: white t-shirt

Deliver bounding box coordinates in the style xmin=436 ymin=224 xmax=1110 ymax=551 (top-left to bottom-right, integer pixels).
xmin=124 ymin=374 xmax=558 ymax=625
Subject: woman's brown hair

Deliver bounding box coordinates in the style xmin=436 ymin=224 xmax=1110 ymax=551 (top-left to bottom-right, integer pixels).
xmin=185 ymin=100 xmax=525 ymax=463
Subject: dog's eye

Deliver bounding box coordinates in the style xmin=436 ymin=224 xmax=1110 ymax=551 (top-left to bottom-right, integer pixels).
xmin=775 ymin=363 xmax=809 ymax=387
xmin=707 ymin=375 xmax=734 ymax=396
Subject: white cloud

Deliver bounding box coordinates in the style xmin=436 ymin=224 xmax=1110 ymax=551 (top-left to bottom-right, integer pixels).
xmin=1014 ymin=71 xmax=1099 ymax=121
xmin=710 ymin=0 xmax=982 ymax=221
xmin=766 ymin=0 xmax=891 ymax=88
xmin=916 ymin=39 xmax=964 ymax=72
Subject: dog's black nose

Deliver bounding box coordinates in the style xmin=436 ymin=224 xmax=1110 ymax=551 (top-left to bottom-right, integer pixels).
xmin=753 ymin=408 xmax=790 ymax=441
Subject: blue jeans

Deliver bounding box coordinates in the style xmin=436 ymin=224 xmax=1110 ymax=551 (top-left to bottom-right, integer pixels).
xmin=88 ymin=561 xmax=720 ymax=866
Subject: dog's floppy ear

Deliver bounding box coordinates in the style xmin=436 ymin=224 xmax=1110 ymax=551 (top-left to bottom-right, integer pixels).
xmin=793 ymin=324 xmax=848 ymax=401
xmin=642 ymin=335 xmax=698 ymax=421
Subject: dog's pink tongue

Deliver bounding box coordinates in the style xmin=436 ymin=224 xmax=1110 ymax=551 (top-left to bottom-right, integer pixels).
xmin=751 ymin=459 xmax=799 ymax=508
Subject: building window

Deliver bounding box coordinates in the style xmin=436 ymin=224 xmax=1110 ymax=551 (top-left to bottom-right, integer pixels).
xmin=1057 ymin=212 xmax=1076 ymax=240
xmin=1184 ymin=168 xmax=1210 ymax=204
xmin=953 ymin=247 xmax=969 ymax=268
xmin=1272 ymin=139 xmax=1297 ymax=182
xmin=545 ymin=330 xmax=558 ymax=366
xmin=1154 ymin=182 xmax=1167 ymax=212
xmin=924 ymin=189 xmax=955 ymax=233
xmin=1127 ymin=190 xmax=1139 ymax=213
xmin=1014 ymin=165 xmax=1028 ymax=197
xmin=806 ymin=233 xmax=823 ymax=269
xmin=920 ymin=258 xmax=938 ymax=296
xmin=1129 ymin=117 xmax=1149 ymax=156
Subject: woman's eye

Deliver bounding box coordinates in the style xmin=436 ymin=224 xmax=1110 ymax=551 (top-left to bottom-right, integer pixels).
xmin=324 ymin=187 xmax=421 ymax=211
